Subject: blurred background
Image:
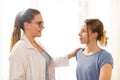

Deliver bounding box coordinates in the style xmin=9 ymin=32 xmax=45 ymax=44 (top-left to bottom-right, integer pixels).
xmin=0 ymin=0 xmax=120 ymax=80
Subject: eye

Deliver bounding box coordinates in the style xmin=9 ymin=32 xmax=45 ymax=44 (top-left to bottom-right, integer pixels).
xmin=80 ymin=29 xmax=87 ymax=33
xmin=30 ymin=21 xmax=44 ymax=27
xmin=36 ymin=21 xmax=44 ymax=26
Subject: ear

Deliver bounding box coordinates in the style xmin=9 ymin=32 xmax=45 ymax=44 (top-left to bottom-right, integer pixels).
xmin=94 ymin=32 xmax=98 ymax=39
xmin=24 ymin=22 xmax=30 ymax=30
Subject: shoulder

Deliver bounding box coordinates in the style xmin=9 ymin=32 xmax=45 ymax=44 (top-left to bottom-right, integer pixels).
xmin=10 ymin=40 xmax=28 ymax=59
xmin=76 ymin=48 xmax=84 ymax=60
xmin=11 ymin=40 xmax=26 ymax=52
xmin=99 ymin=49 xmax=113 ymax=59
xmin=76 ymin=48 xmax=84 ymax=55
xmin=98 ymin=49 xmax=113 ymax=68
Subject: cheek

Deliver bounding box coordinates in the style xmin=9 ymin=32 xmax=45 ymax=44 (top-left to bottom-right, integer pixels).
xmin=30 ymin=27 xmax=39 ymax=35
xmin=32 ymin=27 xmax=39 ymax=32
xmin=83 ymin=34 xmax=88 ymax=41
xmin=31 ymin=28 xmax=36 ymax=32
xmin=83 ymin=33 xmax=88 ymax=38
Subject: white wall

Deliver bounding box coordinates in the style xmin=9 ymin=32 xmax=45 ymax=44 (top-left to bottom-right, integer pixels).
xmin=78 ymin=0 xmax=120 ymax=80
xmin=0 ymin=0 xmax=120 ymax=80
xmin=0 ymin=0 xmax=80 ymax=80
xmin=38 ymin=1 xmax=80 ymax=80
xmin=109 ymin=0 xmax=120 ymax=80
xmin=0 ymin=0 xmax=39 ymax=79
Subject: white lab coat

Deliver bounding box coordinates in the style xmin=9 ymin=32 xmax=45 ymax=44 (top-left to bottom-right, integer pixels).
xmin=9 ymin=35 xmax=69 ymax=80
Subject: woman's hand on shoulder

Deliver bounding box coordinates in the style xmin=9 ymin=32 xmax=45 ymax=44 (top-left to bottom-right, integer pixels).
xmin=68 ymin=48 xmax=81 ymax=59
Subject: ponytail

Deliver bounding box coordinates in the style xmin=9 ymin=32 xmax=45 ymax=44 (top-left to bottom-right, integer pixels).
xmin=99 ymin=30 xmax=109 ymax=47
xmin=10 ymin=12 xmax=22 ymax=52
xmin=84 ymin=18 xmax=109 ymax=47
xmin=10 ymin=8 xmax=41 ymax=52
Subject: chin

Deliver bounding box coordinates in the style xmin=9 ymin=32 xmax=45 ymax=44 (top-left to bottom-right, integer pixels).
xmin=36 ymin=34 xmax=41 ymax=37
xmin=80 ymin=41 xmax=84 ymax=44
xmin=39 ymin=33 xmax=42 ymax=36
xmin=38 ymin=35 xmax=42 ymax=37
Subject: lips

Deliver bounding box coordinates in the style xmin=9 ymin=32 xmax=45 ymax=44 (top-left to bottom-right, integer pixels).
xmin=79 ymin=37 xmax=83 ymax=41
xmin=80 ymin=37 xmax=82 ymax=39
xmin=38 ymin=31 xmax=41 ymax=33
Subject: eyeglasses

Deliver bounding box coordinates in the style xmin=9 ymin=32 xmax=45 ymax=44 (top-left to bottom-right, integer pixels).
xmin=29 ymin=21 xmax=44 ymax=27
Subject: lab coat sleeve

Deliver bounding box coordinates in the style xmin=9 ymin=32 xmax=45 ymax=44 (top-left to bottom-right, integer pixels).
xmin=54 ymin=55 xmax=69 ymax=67
xmin=9 ymin=48 xmax=28 ymax=80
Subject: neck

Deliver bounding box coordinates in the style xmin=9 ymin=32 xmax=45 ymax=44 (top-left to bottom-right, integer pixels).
xmin=84 ymin=43 xmax=101 ymax=55
xmin=25 ymin=33 xmax=35 ymax=45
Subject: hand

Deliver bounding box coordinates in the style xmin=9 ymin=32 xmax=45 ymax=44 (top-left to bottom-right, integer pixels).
xmin=68 ymin=48 xmax=81 ymax=59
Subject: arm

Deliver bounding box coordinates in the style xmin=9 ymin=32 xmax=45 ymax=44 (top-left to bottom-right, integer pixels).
xmin=68 ymin=48 xmax=81 ymax=59
xmin=9 ymin=48 xmax=28 ymax=80
xmin=54 ymin=55 xmax=69 ymax=67
xmin=99 ymin=64 xmax=112 ymax=80
xmin=54 ymin=48 xmax=81 ymax=67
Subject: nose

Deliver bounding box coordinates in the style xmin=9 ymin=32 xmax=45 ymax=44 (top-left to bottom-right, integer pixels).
xmin=78 ymin=31 xmax=82 ymax=36
xmin=40 ymin=25 xmax=45 ymax=29
xmin=42 ymin=26 xmax=45 ymax=29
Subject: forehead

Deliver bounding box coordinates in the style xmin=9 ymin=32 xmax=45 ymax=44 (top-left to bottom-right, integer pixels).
xmin=80 ymin=23 xmax=92 ymax=33
xmin=33 ymin=14 xmax=43 ymax=21
xmin=80 ymin=23 xmax=87 ymax=30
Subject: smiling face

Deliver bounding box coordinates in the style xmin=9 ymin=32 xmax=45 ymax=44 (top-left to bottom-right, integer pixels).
xmin=24 ymin=14 xmax=44 ymax=38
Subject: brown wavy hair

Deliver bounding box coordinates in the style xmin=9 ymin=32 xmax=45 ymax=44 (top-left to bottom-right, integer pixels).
xmin=84 ymin=18 xmax=108 ymax=46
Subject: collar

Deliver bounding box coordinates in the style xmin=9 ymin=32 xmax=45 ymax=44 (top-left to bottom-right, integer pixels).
xmin=21 ymin=34 xmax=34 ymax=49
xmin=21 ymin=34 xmax=46 ymax=52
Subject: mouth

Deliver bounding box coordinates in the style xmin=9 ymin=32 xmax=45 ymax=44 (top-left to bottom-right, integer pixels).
xmin=38 ymin=31 xmax=41 ymax=33
xmin=79 ymin=37 xmax=82 ymax=40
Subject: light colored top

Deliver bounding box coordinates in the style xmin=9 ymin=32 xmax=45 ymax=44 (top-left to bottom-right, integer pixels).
xmin=9 ymin=34 xmax=69 ymax=80
xmin=76 ymin=49 xmax=113 ymax=80
xmin=41 ymin=52 xmax=51 ymax=80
